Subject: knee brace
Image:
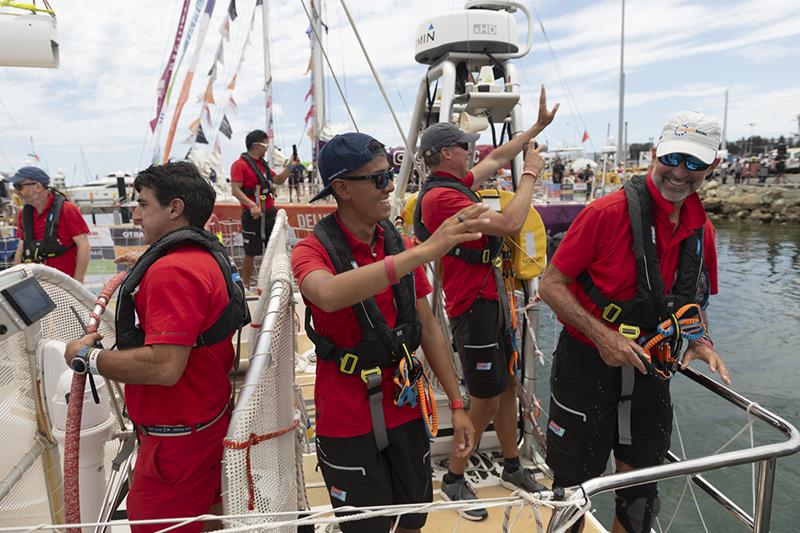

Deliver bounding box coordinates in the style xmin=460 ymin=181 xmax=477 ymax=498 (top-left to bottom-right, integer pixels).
xmin=615 ymin=484 xmax=661 ymax=533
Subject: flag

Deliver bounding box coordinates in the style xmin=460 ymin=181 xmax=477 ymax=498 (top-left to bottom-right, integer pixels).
xmin=225 ymin=95 xmax=238 ymax=113
xmin=581 ymin=130 xmax=590 ymax=143
xmin=27 ymin=152 xmax=40 ymax=162
xmin=227 ymin=0 xmax=237 ymax=20
xmin=203 ymin=80 xmax=215 ymax=104
xmin=213 ymin=138 xmax=222 ymax=156
xmin=207 ymin=62 xmax=217 ymax=78
xmin=304 ymin=104 xmax=316 ymax=125
xmin=149 ymin=0 xmax=192 ymax=132
xmin=195 ymin=124 xmax=209 ymax=144
xmin=215 ymin=41 xmax=224 ymax=65
xmin=219 ymin=115 xmax=233 ymax=139
xmin=304 ymin=56 xmax=312 ymax=75
xmin=188 ymin=117 xmax=201 ymax=133
xmin=304 ymin=84 xmax=313 ymax=101
xmin=227 ymin=73 xmax=237 ymax=90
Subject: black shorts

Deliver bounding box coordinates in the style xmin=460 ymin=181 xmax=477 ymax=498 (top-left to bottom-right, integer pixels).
xmin=241 ymin=206 xmax=277 ymax=257
xmin=315 ymin=418 xmax=432 ymax=533
xmin=545 ymin=330 xmax=673 ymax=487
xmin=450 ymin=297 xmax=513 ymax=399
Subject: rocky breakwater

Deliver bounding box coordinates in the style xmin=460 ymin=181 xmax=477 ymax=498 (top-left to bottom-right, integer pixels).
xmin=698 ymin=180 xmax=800 ymax=224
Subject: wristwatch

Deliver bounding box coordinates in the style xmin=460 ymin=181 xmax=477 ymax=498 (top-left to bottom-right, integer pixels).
xmin=70 ymin=346 xmax=91 ymax=375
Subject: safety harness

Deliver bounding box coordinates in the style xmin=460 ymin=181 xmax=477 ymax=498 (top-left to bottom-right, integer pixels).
xmin=413 ymin=174 xmax=503 ymax=265
xmin=21 ymin=193 xmax=75 ymax=263
xmin=577 ymin=175 xmax=709 ymax=445
xmin=239 ymin=153 xmax=274 ymax=200
xmin=305 ymin=214 xmax=422 ymax=450
xmin=115 ymin=226 xmax=251 ymax=350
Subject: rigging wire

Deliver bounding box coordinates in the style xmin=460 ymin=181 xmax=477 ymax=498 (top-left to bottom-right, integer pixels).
xmin=527 ymin=1 xmax=597 ymax=154
xmin=335 ymin=0 xmax=424 ymax=176
xmin=298 ymin=0 xmax=359 ymax=132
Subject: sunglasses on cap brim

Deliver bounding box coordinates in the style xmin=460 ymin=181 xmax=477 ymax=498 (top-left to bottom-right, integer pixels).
xmin=337 ymin=170 xmax=394 ymax=189
xmin=657 ymin=153 xmax=711 ymax=172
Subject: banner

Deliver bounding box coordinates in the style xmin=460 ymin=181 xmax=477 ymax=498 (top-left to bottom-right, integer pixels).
xmin=149 ymin=0 xmax=191 ymax=132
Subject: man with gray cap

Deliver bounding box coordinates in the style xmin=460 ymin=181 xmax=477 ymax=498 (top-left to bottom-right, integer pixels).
xmin=413 ymin=85 xmax=558 ymax=521
xmin=538 ymin=111 xmax=730 ymax=533
xmin=9 ymin=166 xmax=90 ymax=281
xmin=292 ymin=132 xmax=490 ymax=532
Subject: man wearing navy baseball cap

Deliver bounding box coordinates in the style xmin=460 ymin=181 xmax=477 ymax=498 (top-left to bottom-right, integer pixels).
xmin=292 ymin=132 xmax=490 ymax=532
xmin=9 ymin=166 xmax=90 ymax=281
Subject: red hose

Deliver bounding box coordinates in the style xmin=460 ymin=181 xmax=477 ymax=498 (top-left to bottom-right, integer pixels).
xmin=63 ymin=272 xmax=126 ymax=532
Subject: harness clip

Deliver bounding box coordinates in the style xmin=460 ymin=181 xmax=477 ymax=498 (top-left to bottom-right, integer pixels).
xmin=361 ymin=366 xmax=382 ymax=385
xmin=339 ymin=353 xmax=359 ymax=374
xmin=618 ymin=324 xmax=640 ymax=339
xmin=602 ymin=303 xmax=622 ymax=323
xmin=482 ymin=249 xmax=491 ymax=263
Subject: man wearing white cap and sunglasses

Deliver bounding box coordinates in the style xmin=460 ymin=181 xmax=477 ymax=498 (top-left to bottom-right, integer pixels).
xmin=538 ymin=111 xmax=730 ymax=533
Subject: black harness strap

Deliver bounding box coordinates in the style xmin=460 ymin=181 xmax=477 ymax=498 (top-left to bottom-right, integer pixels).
xmin=115 ymin=227 xmax=251 ymax=350
xmin=239 ymin=153 xmax=274 ymax=198
xmin=21 ymin=193 xmax=75 ymax=263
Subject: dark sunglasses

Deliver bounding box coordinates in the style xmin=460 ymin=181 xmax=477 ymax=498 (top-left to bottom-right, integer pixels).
xmin=338 ymin=170 xmax=394 ymax=189
xmin=13 ymin=181 xmax=39 ymax=191
xmin=657 ymin=153 xmax=711 ymax=172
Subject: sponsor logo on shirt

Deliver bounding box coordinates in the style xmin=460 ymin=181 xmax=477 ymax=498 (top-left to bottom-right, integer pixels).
xmin=548 ymin=420 xmax=565 ymax=437
xmin=330 ymin=486 xmax=347 ymax=502
xmin=476 ymin=362 xmax=492 ymax=371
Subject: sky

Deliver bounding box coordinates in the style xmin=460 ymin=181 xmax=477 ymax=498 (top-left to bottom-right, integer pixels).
xmin=1 ymin=0 xmax=799 ymax=185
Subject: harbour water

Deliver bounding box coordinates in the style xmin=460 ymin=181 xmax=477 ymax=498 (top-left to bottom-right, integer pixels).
xmin=535 ymin=220 xmax=800 ymax=531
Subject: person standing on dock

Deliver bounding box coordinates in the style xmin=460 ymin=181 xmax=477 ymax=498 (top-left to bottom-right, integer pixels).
xmin=538 ymin=111 xmax=731 ymax=533
xmin=414 ymin=85 xmax=558 ymax=521
xmin=230 ymin=129 xmax=295 ymax=289
xmin=64 ymin=161 xmax=249 ymax=533
xmin=293 ymin=132 xmax=483 ymax=533
xmin=10 ymin=166 xmax=90 ymax=282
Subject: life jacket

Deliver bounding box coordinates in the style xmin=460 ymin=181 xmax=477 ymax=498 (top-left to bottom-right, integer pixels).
xmin=21 ymin=193 xmax=75 ymax=263
xmin=305 ymin=214 xmax=422 ymax=376
xmin=413 ymin=174 xmax=503 ymax=265
xmin=577 ymin=175 xmax=709 ymax=338
xmin=239 ymin=153 xmax=274 ymax=199
xmin=115 ymin=226 xmax=251 ymax=350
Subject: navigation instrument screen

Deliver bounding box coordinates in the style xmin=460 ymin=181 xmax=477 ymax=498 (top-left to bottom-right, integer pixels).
xmin=1 ymin=277 xmax=56 ymax=325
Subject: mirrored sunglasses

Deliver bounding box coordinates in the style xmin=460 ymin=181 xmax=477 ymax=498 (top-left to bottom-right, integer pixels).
xmin=657 ymin=153 xmax=711 ymax=172
xmin=339 ymin=170 xmax=394 ymax=190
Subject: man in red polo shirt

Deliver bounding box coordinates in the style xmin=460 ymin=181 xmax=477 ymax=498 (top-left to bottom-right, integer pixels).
xmin=538 ymin=111 xmax=731 ymax=533
xmin=10 ymin=167 xmax=90 ymax=281
xmin=231 ymin=129 xmax=296 ymax=289
xmin=292 ymin=132 xmax=489 ymax=533
xmin=65 ymin=162 xmax=248 ymax=532
xmin=414 ymin=86 xmax=558 ymax=520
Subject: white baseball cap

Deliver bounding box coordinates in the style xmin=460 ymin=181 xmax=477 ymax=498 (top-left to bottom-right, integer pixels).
xmin=655 ymin=111 xmax=721 ymax=164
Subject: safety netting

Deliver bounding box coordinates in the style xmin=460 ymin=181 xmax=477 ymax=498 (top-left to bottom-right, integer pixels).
xmin=0 ymin=264 xmax=118 ymax=526
xmin=222 ymin=220 xmax=304 ymax=530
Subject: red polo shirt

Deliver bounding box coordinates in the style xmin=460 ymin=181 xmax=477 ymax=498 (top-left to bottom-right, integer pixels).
xmin=419 ymin=170 xmax=498 ymax=318
xmin=552 ymin=174 xmax=718 ymax=346
xmin=230 ymin=157 xmax=277 ymax=209
xmin=16 ymin=193 xmax=89 ymax=278
xmin=291 ymin=214 xmax=432 ymax=438
xmin=124 ymin=243 xmax=235 ymax=426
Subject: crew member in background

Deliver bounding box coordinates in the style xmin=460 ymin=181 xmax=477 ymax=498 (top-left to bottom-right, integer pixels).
xmin=230 ymin=129 xmax=296 ymax=288
xmin=65 ymin=161 xmax=249 ymax=533
xmin=414 ymin=86 xmax=558 ymax=521
xmin=293 ymin=132 xmax=483 ymax=533
xmin=538 ymin=111 xmax=730 ymax=533
xmin=10 ymin=166 xmax=90 ymax=282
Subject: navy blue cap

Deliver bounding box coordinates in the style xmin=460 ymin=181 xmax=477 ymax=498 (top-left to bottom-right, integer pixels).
xmin=311 ymin=132 xmax=381 ymax=202
xmin=7 ymin=166 xmax=50 ymax=186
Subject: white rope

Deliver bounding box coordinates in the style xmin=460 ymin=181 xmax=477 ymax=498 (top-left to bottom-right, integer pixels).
xmin=0 ymin=491 xmax=588 ymax=533
xmin=667 ymin=414 xmax=710 ymax=533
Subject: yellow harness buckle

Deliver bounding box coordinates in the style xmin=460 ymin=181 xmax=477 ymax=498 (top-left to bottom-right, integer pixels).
xmin=618 ymin=324 xmax=641 ymax=339
xmin=339 ymin=353 xmax=358 ymax=374
xmin=360 ymin=366 xmax=382 ymax=384
xmin=602 ymin=303 xmax=622 ymax=323
xmin=482 ymin=249 xmax=491 ymax=263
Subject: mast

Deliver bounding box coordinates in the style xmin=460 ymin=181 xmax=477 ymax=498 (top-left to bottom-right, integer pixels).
xmin=310 ymin=0 xmax=326 ymax=165
xmin=721 ymin=89 xmax=728 ymax=151
xmin=262 ymin=0 xmax=275 ymax=158
xmin=616 ymin=0 xmax=625 ymax=170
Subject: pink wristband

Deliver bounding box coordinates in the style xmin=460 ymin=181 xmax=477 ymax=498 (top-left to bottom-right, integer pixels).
xmin=385 ymin=255 xmax=399 ymax=285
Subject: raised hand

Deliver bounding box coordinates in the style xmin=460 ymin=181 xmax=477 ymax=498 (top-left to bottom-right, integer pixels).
xmin=523 ymin=142 xmax=546 ymax=176
xmin=534 ymin=84 xmax=559 ymax=129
